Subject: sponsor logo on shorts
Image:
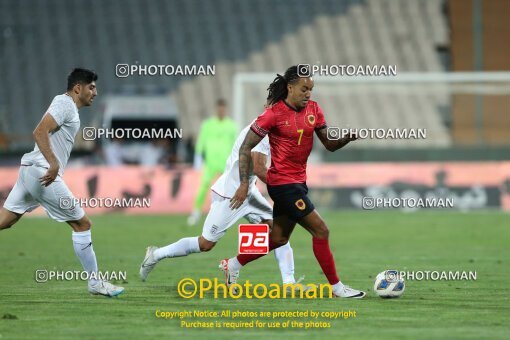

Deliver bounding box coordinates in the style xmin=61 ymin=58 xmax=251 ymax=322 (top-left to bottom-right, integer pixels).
xmin=295 ymin=199 xmax=306 ymax=210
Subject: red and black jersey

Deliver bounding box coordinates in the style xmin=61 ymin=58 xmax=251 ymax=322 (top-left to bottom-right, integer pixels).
xmin=251 ymin=100 xmax=327 ymax=186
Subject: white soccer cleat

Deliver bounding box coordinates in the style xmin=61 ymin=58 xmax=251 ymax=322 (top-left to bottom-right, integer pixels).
xmin=285 ymin=283 xmax=313 ymax=295
xmin=186 ymin=210 xmax=201 ymax=227
xmin=219 ymin=259 xmax=239 ymax=289
xmin=333 ymin=285 xmax=366 ymax=299
xmin=88 ymin=281 xmax=124 ymax=297
xmin=140 ymin=246 xmax=159 ymax=281
xmin=284 ymin=275 xmax=311 ymax=294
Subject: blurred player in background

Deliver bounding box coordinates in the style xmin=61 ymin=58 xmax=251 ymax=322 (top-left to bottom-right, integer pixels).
xmin=141 ymin=124 xmax=300 ymax=287
xmin=187 ymin=99 xmax=238 ymax=226
xmin=0 ymin=68 xmax=124 ymax=297
xmin=225 ymin=65 xmax=365 ymax=298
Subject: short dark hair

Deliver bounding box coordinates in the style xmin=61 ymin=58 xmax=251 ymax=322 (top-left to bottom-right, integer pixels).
xmin=266 ymin=65 xmax=300 ymax=106
xmin=216 ymin=98 xmax=227 ymax=106
xmin=67 ymin=68 xmax=98 ymax=91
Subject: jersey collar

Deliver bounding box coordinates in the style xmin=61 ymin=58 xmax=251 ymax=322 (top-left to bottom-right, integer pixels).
xmin=282 ymin=99 xmax=305 ymax=112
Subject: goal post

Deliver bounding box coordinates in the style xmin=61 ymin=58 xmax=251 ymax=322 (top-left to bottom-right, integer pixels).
xmin=232 ymin=72 xmax=510 ymax=148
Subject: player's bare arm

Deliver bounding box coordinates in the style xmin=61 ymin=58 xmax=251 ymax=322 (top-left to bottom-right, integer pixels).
xmin=239 ymin=130 xmax=263 ymax=184
xmin=315 ymin=127 xmax=357 ymax=152
xmin=229 ymin=130 xmax=263 ymax=209
xmin=33 ymin=113 xmax=60 ymax=186
xmin=251 ymin=151 xmax=268 ymax=184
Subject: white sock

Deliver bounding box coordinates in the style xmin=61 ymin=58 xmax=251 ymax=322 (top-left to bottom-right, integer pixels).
xmin=227 ymin=256 xmax=242 ymax=272
xmin=72 ymin=230 xmax=99 ymax=286
xmin=274 ymin=242 xmax=296 ymax=284
xmin=153 ymin=237 xmax=200 ymax=261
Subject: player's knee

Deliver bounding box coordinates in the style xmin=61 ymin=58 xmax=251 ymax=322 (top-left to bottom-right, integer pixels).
xmin=0 ymin=213 xmax=19 ymax=230
xmin=83 ymin=219 xmax=92 ymax=230
xmin=75 ymin=217 xmax=92 ymax=231
xmin=262 ymin=219 xmax=273 ymax=229
xmin=200 ymin=243 xmax=215 ymax=252
xmin=0 ymin=218 xmax=9 ymax=229
xmin=276 ymin=238 xmax=289 ymax=248
xmin=271 ymin=236 xmax=289 ymax=248
xmin=0 ymin=221 xmax=13 ymax=230
xmin=315 ymin=221 xmax=329 ymax=239
xmin=199 ymin=237 xmax=216 ymax=252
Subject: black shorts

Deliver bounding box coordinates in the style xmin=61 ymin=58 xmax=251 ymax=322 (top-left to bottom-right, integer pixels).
xmin=267 ymin=183 xmax=315 ymax=221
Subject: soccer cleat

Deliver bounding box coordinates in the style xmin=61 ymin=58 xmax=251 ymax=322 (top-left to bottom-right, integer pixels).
xmin=186 ymin=210 xmax=201 ymax=227
xmin=88 ymin=281 xmax=124 ymax=297
xmin=219 ymin=259 xmax=239 ymax=289
xmin=333 ymin=285 xmax=366 ymax=299
xmin=284 ymin=275 xmax=312 ymax=294
xmin=140 ymin=246 xmax=159 ymax=281
xmin=285 ymin=283 xmax=313 ymax=295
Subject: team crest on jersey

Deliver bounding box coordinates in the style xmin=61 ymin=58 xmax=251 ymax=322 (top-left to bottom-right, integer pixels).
xmin=305 ymin=114 xmax=315 ymax=127
xmin=295 ymin=199 xmax=306 ymax=210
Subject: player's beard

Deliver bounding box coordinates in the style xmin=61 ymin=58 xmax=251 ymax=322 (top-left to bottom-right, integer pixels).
xmin=82 ymin=95 xmax=95 ymax=106
xmin=297 ymin=99 xmax=308 ymax=110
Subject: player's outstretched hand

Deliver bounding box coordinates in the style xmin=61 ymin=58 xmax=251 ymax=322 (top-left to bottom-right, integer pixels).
xmin=230 ymin=184 xmax=249 ymax=209
xmin=40 ymin=165 xmax=59 ymax=187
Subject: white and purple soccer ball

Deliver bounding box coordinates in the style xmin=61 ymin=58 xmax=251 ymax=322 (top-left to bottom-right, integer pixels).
xmin=373 ymin=270 xmax=405 ymax=298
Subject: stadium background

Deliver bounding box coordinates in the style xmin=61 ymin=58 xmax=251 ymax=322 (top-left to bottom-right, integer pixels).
xmin=1 ymin=0 xmax=509 ymax=213
xmin=0 ymin=0 xmax=509 ymax=339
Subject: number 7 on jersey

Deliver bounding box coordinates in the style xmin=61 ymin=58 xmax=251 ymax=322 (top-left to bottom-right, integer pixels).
xmin=297 ymin=129 xmax=304 ymax=145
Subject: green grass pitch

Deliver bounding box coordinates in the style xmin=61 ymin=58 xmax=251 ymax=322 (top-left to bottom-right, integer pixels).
xmin=1 ymin=211 xmax=509 ymax=339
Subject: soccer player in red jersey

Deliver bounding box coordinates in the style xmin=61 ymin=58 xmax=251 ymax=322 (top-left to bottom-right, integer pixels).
xmin=221 ymin=65 xmax=365 ymax=298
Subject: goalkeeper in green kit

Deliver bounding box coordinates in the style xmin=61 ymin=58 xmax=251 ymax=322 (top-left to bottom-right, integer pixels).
xmin=187 ymin=99 xmax=238 ymax=226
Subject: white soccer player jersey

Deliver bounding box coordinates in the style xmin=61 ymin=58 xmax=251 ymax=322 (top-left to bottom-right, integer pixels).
xmin=211 ymin=124 xmax=270 ymax=198
xmin=20 ymin=94 xmax=80 ymax=176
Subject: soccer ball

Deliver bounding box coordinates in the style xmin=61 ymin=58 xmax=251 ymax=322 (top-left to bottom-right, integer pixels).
xmin=373 ymin=270 xmax=405 ymax=298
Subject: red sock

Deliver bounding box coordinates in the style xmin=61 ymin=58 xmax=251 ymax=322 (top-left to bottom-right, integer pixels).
xmin=312 ymin=237 xmax=340 ymax=285
xmin=237 ymin=239 xmax=279 ymax=265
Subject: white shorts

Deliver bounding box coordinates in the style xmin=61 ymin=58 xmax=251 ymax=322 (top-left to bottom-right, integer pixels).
xmin=3 ymin=165 xmax=85 ymax=222
xmin=202 ymin=190 xmax=273 ymax=242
